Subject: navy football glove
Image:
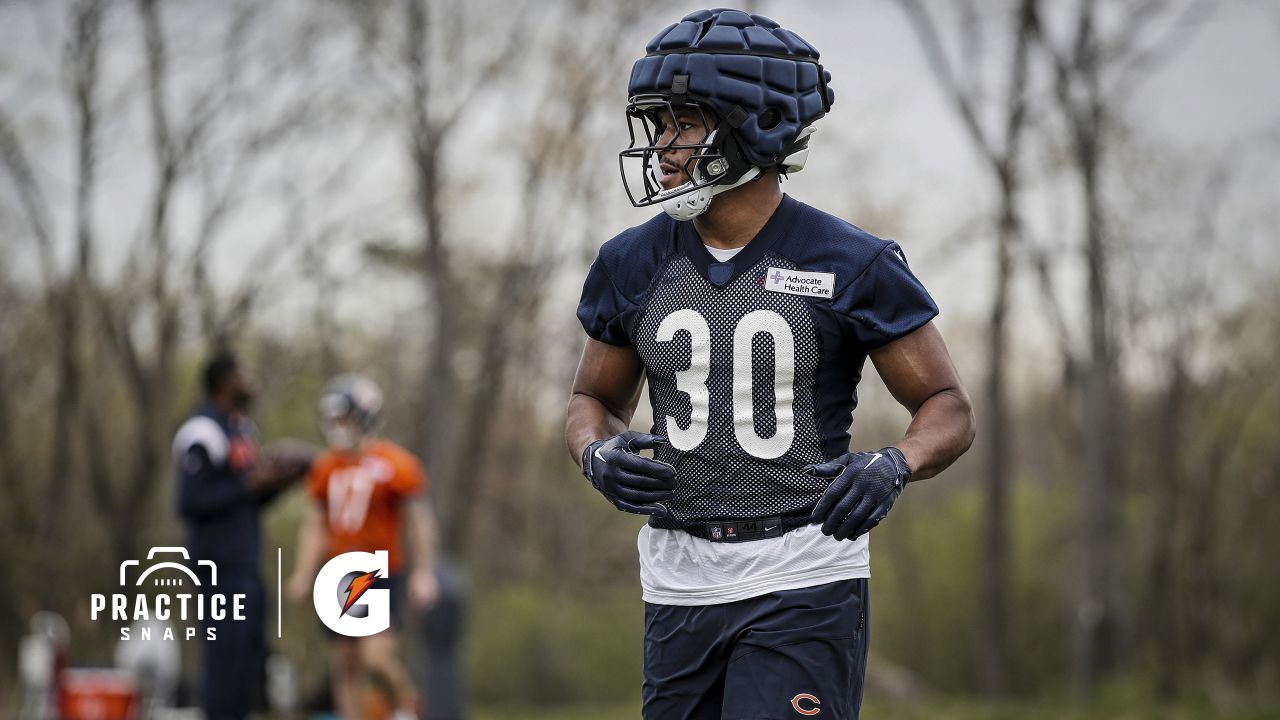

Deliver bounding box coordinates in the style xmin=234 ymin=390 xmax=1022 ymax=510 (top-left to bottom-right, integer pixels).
xmin=582 ymin=431 xmax=676 ymax=517
xmin=806 ymin=446 xmax=912 ymax=541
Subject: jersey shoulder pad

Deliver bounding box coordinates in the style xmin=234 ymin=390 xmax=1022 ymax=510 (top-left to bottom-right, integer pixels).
xmin=369 ymin=440 xmax=416 ymax=468
xmin=386 ymin=443 xmax=427 ymax=492
xmin=777 ymin=200 xmax=896 ymax=281
xmin=305 ymin=450 xmax=338 ymax=498
xmin=594 ymin=212 xmax=678 ymax=301
xmin=778 ymin=200 xmax=938 ymax=347
xmin=310 ymin=448 xmax=340 ymax=473
xmin=172 ymin=415 xmax=229 ymax=465
xmin=579 ymin=212 xmax=677 ymax=345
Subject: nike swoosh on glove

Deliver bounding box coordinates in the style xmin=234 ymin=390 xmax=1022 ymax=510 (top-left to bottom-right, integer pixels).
xmin=805 ymin=446 xmax=912 ymax=541
xmin=582 ymin=431 xmax=676 ymax=517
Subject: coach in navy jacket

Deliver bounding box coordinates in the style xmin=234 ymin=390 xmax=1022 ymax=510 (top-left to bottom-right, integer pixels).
xmin=172 ymin=351 xmax=290 ymax=720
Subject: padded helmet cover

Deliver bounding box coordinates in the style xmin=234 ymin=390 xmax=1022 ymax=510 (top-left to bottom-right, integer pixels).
xmin=628 ymin=8 xmax=835 ymax=168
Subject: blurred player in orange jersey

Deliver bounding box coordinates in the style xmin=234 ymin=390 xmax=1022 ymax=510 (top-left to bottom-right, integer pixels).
xmin=287 ymin=374 xmax=438 ymax=720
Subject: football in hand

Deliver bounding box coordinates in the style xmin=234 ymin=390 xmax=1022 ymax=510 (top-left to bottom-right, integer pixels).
xmin=254 ymin=438 xmax=319 ymax=488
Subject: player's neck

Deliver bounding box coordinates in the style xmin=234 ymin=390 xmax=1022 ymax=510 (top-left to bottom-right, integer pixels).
xmin=334 ymin=437 xmax=376 ymax=456
xmin=692 ymin=174 xmax=783 ymax=250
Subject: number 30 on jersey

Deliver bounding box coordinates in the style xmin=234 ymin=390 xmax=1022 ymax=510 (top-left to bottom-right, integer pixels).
xmin=656 ymin=308 xmax=795 ymax=459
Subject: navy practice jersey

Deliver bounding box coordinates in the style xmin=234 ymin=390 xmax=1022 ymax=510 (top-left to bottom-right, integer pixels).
xmin=173 ymin=404 xmax=269 ymax=574
xmin=578 ymin=195 xmax=938 ymax=531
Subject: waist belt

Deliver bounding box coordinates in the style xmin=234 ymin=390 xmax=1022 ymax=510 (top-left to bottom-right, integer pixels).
xmin=682 ymin=513 xmax=816 ymax=543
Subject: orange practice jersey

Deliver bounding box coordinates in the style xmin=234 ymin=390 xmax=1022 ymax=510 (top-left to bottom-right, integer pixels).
xmin=306 ymin=439 xmax=426 ymax=571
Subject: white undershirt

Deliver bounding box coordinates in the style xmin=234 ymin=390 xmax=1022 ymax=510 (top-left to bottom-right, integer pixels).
xmin=704 ymin=244 xmax=744 ymax=262
xmin=639 ymin=525 xmax=870 ymax=606
xmin=639 ymin=242 xmax=871 ymax=606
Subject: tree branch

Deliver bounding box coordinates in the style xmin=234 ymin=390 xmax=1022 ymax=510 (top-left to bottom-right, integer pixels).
xmin=897 ymin=0 xmax=996 ymax=158
xmin=0 ymin=109 xmax=57 ymax=286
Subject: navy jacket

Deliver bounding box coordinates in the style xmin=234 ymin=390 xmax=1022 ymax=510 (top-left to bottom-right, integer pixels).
xmin=172 ymin=404 xmax=274 ymax=575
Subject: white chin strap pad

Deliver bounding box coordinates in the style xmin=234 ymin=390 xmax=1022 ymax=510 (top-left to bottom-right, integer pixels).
xmin=661 ymin=166 xmax=762 ymax=221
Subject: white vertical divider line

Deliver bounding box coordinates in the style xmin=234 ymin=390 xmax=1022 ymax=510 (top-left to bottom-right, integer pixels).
xmin=277 ymin=546 xmax=282 ymax=639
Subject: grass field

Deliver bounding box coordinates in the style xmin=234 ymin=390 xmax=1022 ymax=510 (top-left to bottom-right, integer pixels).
xmin=474 ymin=699 xmax=1280 ymax=720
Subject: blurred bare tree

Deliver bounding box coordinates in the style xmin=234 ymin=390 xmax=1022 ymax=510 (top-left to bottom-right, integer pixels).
xmin=1113 ymin=137 xmax=1280 ymax=698
xmin=1028 ymin=0 xmax=1217 ymax=697
xmin=345 ymin=0 xmax=669 ymax=555
xmin=896 ymin=0 xmax=1038 ymax=694
xmin=897 ymin=0 xmax=1227 ymax=699
xmin=1 ymin=0 xmax=1277 ymax=711
xmin=0 ymin=0 xmax=342 ymax=606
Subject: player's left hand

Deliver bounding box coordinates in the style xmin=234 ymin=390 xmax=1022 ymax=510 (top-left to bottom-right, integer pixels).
xmin=806 ymin=446 xmax=912 ymax=541
xmin=409 ymin=569 xmax=438 ymax=609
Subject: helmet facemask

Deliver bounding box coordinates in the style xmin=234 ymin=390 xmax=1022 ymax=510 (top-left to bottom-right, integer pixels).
xmin=619 ymin=95 xmax=758 ymax=221
xmin=318 ymin=375 xmax=383 ymax=452
xmin=319 ymin=394 xmax=363 ymax=451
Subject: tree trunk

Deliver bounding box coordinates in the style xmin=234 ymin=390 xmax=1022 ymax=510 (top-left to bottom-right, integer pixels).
xmin=404 ymin=0 xmax=464 ymax=538
xmin=1071 ymin=132 xmax=1124 ymax=697
xmin=1150 ymin=352 xmax=1187 ymax=699
xmin=44 ymin=285 xmax=80 ymax=549
xmin=980 ymin=194 xmax=1016 ymax=694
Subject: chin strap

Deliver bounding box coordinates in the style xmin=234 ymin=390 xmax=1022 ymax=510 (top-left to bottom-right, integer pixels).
xmin=653 ymin=124 xmax=817 ymax=221
xmin=660 ymin=166 xmax=761 ymax=221
xmin=657 ymin=125 xmax=816 ymax=221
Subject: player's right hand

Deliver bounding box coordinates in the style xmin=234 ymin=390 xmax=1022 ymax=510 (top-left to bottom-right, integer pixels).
xmin=806 ymin=446 xmax=911 ymax=541
xmin=581 ymin=431 xmax=676 ymax=517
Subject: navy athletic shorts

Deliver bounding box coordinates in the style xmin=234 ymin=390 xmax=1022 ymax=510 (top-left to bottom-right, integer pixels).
xmin=642 ymin=579 xmax=869 ymax=720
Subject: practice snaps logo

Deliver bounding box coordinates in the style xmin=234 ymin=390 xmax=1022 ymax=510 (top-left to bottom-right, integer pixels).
xmin=313 ymin=550 xmax=391 ymax=637
xmin=90 ymin=547 xmax=247 ymax=641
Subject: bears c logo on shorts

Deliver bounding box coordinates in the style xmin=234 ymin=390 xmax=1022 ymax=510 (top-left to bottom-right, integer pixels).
xmin=791 ymin=692 xmax=821 ymax=715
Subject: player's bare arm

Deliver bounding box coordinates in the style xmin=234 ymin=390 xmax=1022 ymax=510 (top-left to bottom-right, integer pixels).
xmin=565 ymin=338 xmax=646 ymax=464
xmin=808 ymin=323 xmax=974 ymax=542
xmin=287 ymin=501 xmax=329 ymax=602
xmin=566 ymin=339 xmax=676 ymax=516
xmin=870 ymin=321 xmax=976 ymax=481
xmin=403 ymin=497 xmax=439 ymax=608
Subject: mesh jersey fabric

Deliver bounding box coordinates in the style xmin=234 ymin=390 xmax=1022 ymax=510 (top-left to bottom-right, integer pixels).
xmin=577 ymin=194 xmax=938 ymax=532
xmin=632 ymin=246 xmax=827 ymax=527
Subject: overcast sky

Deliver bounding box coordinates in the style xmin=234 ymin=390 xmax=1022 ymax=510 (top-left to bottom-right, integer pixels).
xmin=3 ymin=0 xmax=1277 ymax=381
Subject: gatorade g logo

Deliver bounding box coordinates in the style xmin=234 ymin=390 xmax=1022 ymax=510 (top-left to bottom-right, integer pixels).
xmin=312 ymin=550 xmax=390 ymax=637
xmin=791 ymin=692 xmax=821 ymax=715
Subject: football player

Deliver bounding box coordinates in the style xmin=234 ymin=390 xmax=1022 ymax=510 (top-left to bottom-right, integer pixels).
xmin=566 ymin=9 xmax=976 ymax=719
xmin=287 ymin=374 xmax=438 ymax=720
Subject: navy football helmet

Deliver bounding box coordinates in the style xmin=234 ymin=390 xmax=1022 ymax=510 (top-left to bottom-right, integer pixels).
xmin=620 ymin=8 xmax=834 ymax=220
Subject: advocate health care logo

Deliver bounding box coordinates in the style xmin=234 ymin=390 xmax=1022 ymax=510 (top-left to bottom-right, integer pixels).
xmin=91 ymin=547 xmax=391 ymax=641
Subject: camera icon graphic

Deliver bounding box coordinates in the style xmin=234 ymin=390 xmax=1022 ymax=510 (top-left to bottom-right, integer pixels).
xmin=118 ymin=547 xmax=217 ymax=588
